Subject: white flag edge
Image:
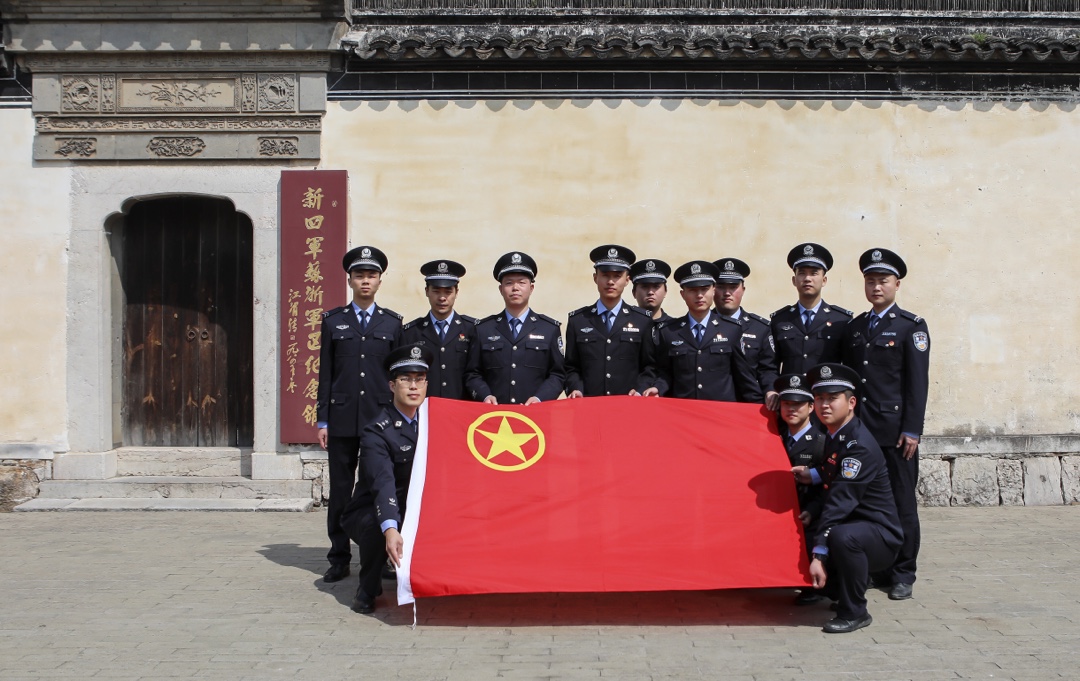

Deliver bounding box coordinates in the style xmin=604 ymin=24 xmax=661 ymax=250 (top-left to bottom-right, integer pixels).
xmin=396 ymin=398 xmax=429 ymax=607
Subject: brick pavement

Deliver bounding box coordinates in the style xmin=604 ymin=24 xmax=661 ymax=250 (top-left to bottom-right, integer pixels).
xmin=0 ymin=507 xmax=1077 ymax=681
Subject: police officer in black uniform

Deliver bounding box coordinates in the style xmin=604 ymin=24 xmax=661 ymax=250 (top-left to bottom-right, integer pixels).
xmin=565 ymin=245 xmax=654 ymax=398
xmin=401 ymin=260 xmax=478 ymax=400
xmin=316 ymin=245 xmax=403 ymax=584
xmin=641 ymin=261 xmax=761 ymax=403
xmin=793 ymin=364 xmax=903 ymax=633
xmin=771 ymin=243 xmax=852 ymax=375
xmin=841 ymin=248 xmax=930 ymax=602
xmin=713 ymin=257 xmax=780 ymax=408
xmin=339 ymin=343 xmax=434 ymax=614
xmin=776 ymin=373 xmax=827 ymax=524
xmin=630 ymin=258 xmax=674 ymax=323
xmin=465 ymin=252 xmax=565 ymax=405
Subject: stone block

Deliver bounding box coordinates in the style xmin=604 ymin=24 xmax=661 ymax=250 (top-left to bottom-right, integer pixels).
xmin=320 ymin=464 xmax=330 ymax=504
xmin=0 ymin=464 xmax=43 ymax=512
xmin=997 ymin=459 xmax=1024 ymax=505
xmin=951 ymin=457 xmax=999 ymax=506
xmin=1062 ymin=456 xmax=1080 ymax=504
xmin=116 ymin=448 xmax=242 ymax=477
xmin=1023 ymin=457 xmax=1063 ymax=506
xmin=52 ymin=452 xmax=117 ymax=480
xmin=916 ymin=458 xmax=951 ymax=507
xmin=250 ymin=453 xmax=302 ymax=480
xmin=302 ymin=462 xmax=321 ymax=480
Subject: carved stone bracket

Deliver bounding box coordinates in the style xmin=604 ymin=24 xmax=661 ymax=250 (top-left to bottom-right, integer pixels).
xmin=258 ymin=137 xmax=300 ymax=157
xmin=146 ymin=137 xmax=207 ymax=158
xmin=54 ymin=137 xmax=97 ymax=158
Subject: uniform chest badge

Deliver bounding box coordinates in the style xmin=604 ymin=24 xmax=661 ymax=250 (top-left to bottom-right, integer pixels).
xmin=913 ymin=331 xmax=929 ymax=352
xmin=458 ymin=334 xmax=467 ymax=341
xmin=743 ymin=333 xmax=757 ymax=339
xmin=623 ymin=326 xmax=640 ymax=333
xmin=529 ymin=334 xmax=545 ymax=340
xmin=488 ymin=335 xmax=501 ymax=341
xmin=336 ymin=325 xmax=349 ymax=330
xmin=581 ymin=327 xmax=594 ymax=333
xmin=713 ymin=335 xmax=727 ymax=342
xmin=671 ymin=340 xmax=684 ymax=346
xmin=779 ymin=323 xmax=794 ymax=331
xmin=394 ymin=421 xmax=402 ymax=427
xmin=841 ymin=457 xmax=862 ymax=479
xmin=400 ymin=445 xmax=412 ymax=451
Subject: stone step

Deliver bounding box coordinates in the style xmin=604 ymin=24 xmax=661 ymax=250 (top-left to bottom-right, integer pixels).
xmin=114 ymin=447 xmax=248 ymax=477
xmin=15 ymin=498 xmax=312 ymax=512
xmin=37 ymin=476 xmax=312 ymax=500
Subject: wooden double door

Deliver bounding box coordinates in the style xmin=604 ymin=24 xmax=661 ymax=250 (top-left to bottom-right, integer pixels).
xmin=121 ymin=197 xmax=254 ymax=447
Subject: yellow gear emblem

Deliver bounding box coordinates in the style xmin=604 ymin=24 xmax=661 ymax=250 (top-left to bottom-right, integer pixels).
xmin=467 ymin=411 xmax=546 ymax=472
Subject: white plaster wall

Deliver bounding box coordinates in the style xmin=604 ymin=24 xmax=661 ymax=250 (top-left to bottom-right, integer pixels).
xmin=0 ymin=109 xmax=71 ymax=448
xmin=323 ymin=98 xmax=1080 ymax=438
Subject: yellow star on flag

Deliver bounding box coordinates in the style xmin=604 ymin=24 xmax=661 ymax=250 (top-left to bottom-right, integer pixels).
xmin=475 ymin=416 xmax=538 ymax=462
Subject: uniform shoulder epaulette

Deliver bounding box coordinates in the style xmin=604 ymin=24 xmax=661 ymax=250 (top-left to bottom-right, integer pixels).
xmin=458 ymin=314 xmax=478 ymax=325
xmin=716 ymin=314 xmax=742 ymax=328
xmin=829 ymin=305 xmax=853 ymax=317
xmin=746 ymin=311 xmax=770 ymax=326
xmin=899 ymin=309 xmax=923 ymax=323
xmin=628 ymin=305 xmax=652 ymax=317
xmin=535 ymin=313 xmax=561 ymax=327
xmin=479 ymin=313 xmax=502 ymax=325
xmin=568 ymin=305 xmax=591 ymax=318
xmin=373 ymin=417 xmax=391 ymax=431
xmin=378 ymin=307 xmax=403 ymax=321
xmin=323 ymin=306 xmax=346 ymax=318
xmin=402 ymin=317 xmax=424 ymax=331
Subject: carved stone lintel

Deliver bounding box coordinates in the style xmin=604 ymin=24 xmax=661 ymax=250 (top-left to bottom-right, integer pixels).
xmin=24 ymin=52 xmax=334 ymax=74
xmin=36 ymin=115 xmax=322 ymax=133
xmin=55 ymin=137 xmax=97 ymax=158
xmin=146 ymin=137 xmax=206 ymax=158
xmin=258 ymin=137 xmax=300 ymax=157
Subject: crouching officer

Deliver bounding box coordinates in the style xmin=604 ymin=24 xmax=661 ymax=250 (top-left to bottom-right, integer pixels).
xmin=793 ymin=364 xmax=902 ymax=633
xmin=339 ymin=343 xmax=434 ymax=614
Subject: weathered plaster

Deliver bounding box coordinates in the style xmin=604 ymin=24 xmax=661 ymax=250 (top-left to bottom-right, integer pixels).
xmin=323 ymin=98 xmax=1080 ymax=438
xmin=0 ymin=109 xmax=70 ymax=448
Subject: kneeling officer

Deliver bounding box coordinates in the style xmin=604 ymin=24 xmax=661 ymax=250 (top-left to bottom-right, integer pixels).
xmin=793 ymin=363 xmax=902 ymax=633
xmin=340 ymin=342 xmax=434 ymax=614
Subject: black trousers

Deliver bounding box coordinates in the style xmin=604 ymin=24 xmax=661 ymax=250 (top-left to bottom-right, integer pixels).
xmin=825 ymin=521 xmax=900 ymax=620
xmin=340 ymin=505 xmax=388 ymax=601
xmin=326 ymin=436 xmax=361 ymax=566
xmin=882 ymin=444 xmax=921 ymax=584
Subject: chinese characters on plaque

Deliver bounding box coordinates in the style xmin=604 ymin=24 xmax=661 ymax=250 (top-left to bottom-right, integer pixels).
xmin=279 ymin=170 xmax=347 ymax=444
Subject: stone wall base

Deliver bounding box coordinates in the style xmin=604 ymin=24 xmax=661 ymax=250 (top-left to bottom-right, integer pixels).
xmin=0 ymin=460 xmax=52 ymax=511
xmin=919 ymin=455 xmax=1080 ymax=506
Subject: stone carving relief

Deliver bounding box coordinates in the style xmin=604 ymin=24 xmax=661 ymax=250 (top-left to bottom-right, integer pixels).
xmin=61 ymin=76 xmax=100 ymax=112
xmin=241 ymin=74 xmax=258 ymax=112
xmin=258 ymin=74 xmax=296 ymax=112
xmin=258 ymin=137 xmax=300 ymax=156
xmin=120 ymin=77 xmax=238 ymax=112
xmin=37 ymin=115 xmax=321 ymax=132
xmin=54 ymin=137 xmax=97 ymax=158
xmin=100 ymin=75 xmax=116 ymax=113
xmin=146 ymin=137 xmax=206 ymax=158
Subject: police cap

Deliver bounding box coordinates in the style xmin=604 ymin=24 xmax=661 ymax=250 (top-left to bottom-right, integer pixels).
xmin=629 ymin=258 xmax=671 ymax=284
xmin=806 ymin=363 xmax=860 ymax=394
xmin=712 ymin=257 xmax=751 ymax=283
xmin=859 ymin=248 xmax=907 ymax=279
xmin=421 ymin=259 xmax=466 ymax=288
xmin=342 ymin=246 xmax=388 ymax=273
xmin=787 ymin=243 xmax=833 ymax=272
xmin=589 ymin=244 xmax=636 ymax=272
xmin=774 ymin=373 xmax=813 ymax=403
xmin=674 ymin=260 xmax=720 ymax=287
xmin=385 ymin=343 xmax=435 ymax=377
xmin=493 ymin=251 xmax=537 ymax=281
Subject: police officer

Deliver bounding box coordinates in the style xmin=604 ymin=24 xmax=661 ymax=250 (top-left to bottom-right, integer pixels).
xmin=630 ymin=258 xmax=674 ymax=323
xmin=316 ymin=245 xmax=403 ymax=584
xmin=401 ymin=260 xmax=478 ymax=399
xmin=713 ymin=257 xmax=780 ymax=408
xmin=841 ymin=248 xmax=930 ymax=602
xmin=465 ymin=252 xmax=565 ymax=405
xmin=565 ymin=245 xmax=653 ymax=398
xmin=771 ymin=243 xmax=852 ymax=375
xmin=641 ymin=261 xmax=761 ymax=403
xmin=339 ymin=343 xmax=434 ymax=614
xmin=793 ymin=364 xmax=903 ymax=633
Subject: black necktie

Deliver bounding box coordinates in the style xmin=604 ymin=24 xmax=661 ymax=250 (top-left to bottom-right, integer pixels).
xmin=510 ymin=318 xmax=522 ymax=339
xmin=803 ymin=310 xmax=814 ymax=328
xmin=693 ymin=324 xmax=704 ymax=345
xmin=604 ymin=311 xmax=614 ymax=332
xmin=360 ymin=310 xmax=369 ymax=330
xmin=868 ymin=314 xmax=879 ymax=333
xmin=436 ymin=319 xmax=448 ymax=340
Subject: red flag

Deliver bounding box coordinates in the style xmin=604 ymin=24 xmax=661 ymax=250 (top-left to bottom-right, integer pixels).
xmin=399 ymin=396 xmax=811 ymax=605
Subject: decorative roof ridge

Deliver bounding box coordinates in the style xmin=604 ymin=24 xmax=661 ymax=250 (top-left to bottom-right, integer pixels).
xmin=344 ymin=25 xmax=1080 ymax=62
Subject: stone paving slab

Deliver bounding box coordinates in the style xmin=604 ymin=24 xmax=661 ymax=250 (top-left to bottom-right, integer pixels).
xmin=14 ymin=498 xmax=313 ymax=512
xmin=1 ymin=507 xmax=1078 ymax=680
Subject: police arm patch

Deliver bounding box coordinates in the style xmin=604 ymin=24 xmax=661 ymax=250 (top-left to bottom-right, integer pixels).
xmin=841 ymin=457 xmax=862 ymax=479
xmin=913 ymin=331 xmax=929 ymax=352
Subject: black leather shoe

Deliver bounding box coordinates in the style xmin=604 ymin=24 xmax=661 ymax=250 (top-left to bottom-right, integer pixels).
xmin=794 ymin=590 xmax=826 ymax=606
xmin=889 ymin=583 xmax=913 ymax=600
xmin=351 ymin=591 xmax=376 ymax=614
xmin=323 ymin=564 xmax=350 ymax=583
xmin=823 ymin=614 xmax=872 ymax=633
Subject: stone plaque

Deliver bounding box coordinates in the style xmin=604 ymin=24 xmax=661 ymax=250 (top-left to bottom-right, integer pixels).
xmin=119 ymin=77 xmax=240 ymax=113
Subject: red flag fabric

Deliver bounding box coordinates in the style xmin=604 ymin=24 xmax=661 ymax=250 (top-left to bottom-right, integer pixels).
xmin=398 ymin=396 xmax=811 ymax=605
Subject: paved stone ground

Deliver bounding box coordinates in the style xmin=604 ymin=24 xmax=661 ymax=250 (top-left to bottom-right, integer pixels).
xmin=1 ymin=507 xmax=1077 ymax=681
